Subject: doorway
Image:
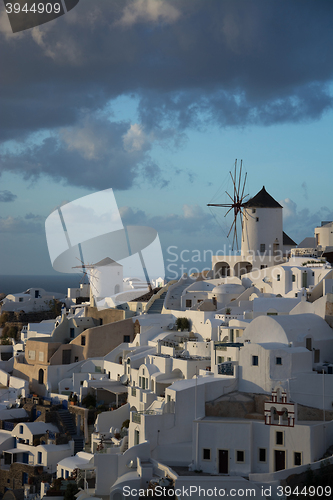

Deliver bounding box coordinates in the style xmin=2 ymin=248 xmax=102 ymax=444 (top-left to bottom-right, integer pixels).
xmin=275 ymin=450 xmax=285 ymax=471
xmin=218 ymin=449 xmax=229 ymax=474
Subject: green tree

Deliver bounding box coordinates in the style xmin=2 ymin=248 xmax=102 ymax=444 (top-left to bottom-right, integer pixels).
xmin=64 ymin=483 xmax=78 ymax=500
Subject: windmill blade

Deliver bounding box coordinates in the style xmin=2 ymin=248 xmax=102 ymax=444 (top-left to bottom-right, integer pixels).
xmin=240 ymin=172 xmax=248 ymax=201
xmin=237 ymin=160 xmax=242 ymax=202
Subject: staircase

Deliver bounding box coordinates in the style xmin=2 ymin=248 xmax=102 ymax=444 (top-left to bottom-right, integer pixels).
xmin=146 ymin=292 xmax=167 ymax=314
xmin=58 ymin=409 xmax=84 ymax=454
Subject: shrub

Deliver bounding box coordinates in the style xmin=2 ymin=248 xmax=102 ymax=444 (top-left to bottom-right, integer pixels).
xmin=121 ymin=419 xmax=130 ymax=429
xmin=82 ymin=393 xmax=96 ymax=408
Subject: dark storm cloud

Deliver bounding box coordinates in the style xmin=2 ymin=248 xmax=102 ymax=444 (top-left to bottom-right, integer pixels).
xmin=0 ymin=190 xmax=17 ymax=202
xmin=0 ymin=115 xmax=168 ymax=190
xmin=0 ymin=0 xmax=332 ymax=188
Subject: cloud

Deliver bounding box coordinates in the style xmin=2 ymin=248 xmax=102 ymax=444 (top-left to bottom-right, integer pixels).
xmin=0 ymin=115 xmax=169 ymax=190
xmin=0 ymin=190 xmax=17 ymax=202
xmin=280 ymin=198 xmax=333 ymax=243
xmin=119 ymin=204 xmax=215 ymax=234
xmin=115 ymin=0 xmax=181 ymax=27
xmin=0 ymin=215 xmax=44 ymax=233
xmin=0 ymin=0 xmax=332 ymax=146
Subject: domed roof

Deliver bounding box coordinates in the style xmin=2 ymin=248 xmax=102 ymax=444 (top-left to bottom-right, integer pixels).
xmin=212 ymin=283 xmax=245 ymax=295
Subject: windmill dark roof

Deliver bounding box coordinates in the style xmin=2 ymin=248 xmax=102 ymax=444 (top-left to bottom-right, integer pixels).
xmin=243 ymin=186 xmax=282 ymax=209
xmin=283 ymin=232 xmax=297 ymax=246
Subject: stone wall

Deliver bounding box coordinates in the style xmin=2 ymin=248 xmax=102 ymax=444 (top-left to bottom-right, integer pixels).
xmin=0 ymin=463 xmax=52 ymax=495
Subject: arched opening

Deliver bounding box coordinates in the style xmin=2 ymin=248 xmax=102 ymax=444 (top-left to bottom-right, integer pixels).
xmin=214 ymin=262 xmax=230 ymax=278
xmin=114 ymin=284 xmax=120 ymax=294
xmin=234 ymin=261 xmax=252 ymax=277
xmin=38 ymin=369 xmax=44 ymax=385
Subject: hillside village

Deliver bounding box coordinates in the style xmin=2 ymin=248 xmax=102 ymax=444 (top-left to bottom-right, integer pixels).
xmin=0 ymin=186 xmax=333 ymax=499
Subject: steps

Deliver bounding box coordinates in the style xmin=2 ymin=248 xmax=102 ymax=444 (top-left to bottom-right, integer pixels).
xmin=58 ymin=409 xmax=84 ymax=454
xmin=146 ymin=292 xmax=167 ymax=314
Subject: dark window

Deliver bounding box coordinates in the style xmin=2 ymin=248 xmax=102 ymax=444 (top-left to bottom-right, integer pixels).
xmin=74 ymin=356 xmax=79 ymax=362
xmin=37 ymin=451 xmax=42 ymax=464
xmin=70 ymin=328 xmax=75 ymax=338
xmin=252 ymin=355 xmax=259 ymax=366
xmin=203 ymin=448 xmax=211 ymax=460
xmin=294 ymin=452 xmax=302 ymax=466
xmin=306 ymin=338 xmax=312 ymax=351
xmin=256 ymin=217 xmax=259 ymax=222
xmin=38 ymin=368 xmax=44 ymax=385
xmin=123 ymin=335 xmax=130 ymax=343
xmin=260 ymin=244 xmax=266 ymax=253
xmin=292 ymin=274 xmax=296 ymax=282
xmin=186 ymin=299 xmax=192 ymax=308
xmin=81 ymin=336 xmax=86 ymax=346
xmin=276 ymin=431 xmax=283 ymax=445
xmin=252 ymin=209 xmax=256 ymax=214
xmin=276 ymin=357 xmax=282 ymax=365
xmin=277 ymin=274 xmax=280 ymax=281
xmin=19 ymin=425 xmax=23 ymax=434
xmin=99 ymin=318 xmax=103 ymax=326
xmin=259 ymin=448 xmax=266 ymax=462
xmin=236 ymin=450 xmax=245 ymax=462
xmin=314 ymin=349 xmax=320 ymax=363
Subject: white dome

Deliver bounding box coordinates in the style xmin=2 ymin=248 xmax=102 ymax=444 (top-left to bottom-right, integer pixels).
xmin=212 ymin=283 xmax=245 ymax=295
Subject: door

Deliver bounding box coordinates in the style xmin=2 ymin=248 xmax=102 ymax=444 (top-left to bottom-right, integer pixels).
xmin=275 ymin=450 xmax=285 ymax=471
xmin=218 ymin=449 xmax=228 ymax=474
xmin=302 ymin=272 xmax=307 ymax=288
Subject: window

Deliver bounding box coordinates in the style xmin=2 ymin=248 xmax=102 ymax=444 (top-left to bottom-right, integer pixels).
xmin=28 ymin=350 xmax=35 ymax=360
xmin=236 ymin=450 xmax=245 ymax=463
xmin=227 ymin=357 xmax=231 ymax=361
xmin=134 ymin=430 xmax=139 ymax=446
xmin=276 ymin=431 xmax=283 ymax=445
xmin=65 ymin=470 xmax=69 ymax=479
xmin=252 ymin=209 xmax=256 ymax=214
xmin=203 ymin=448 xmax=211 ymax=460
xmin=81 ymin=335 xmax=86 ymax=346
xmin=276 ymin=357 xmax=282 ymax=365
xmin=139 ymin=376 xmax=142 ymax=387
xmin=294 ymin=452 xmax=302 ymax=466
xmin=123 ymin=335 xmax=130 ymax=343
xmin=75 ymin=356 xmax=79 ymax=362
xmin=277 ymin=274 xmax=280 ymax=281
xmin=19 ymin=297 xmax=24 ymax=302
xmin=37 ymin=452 xmax=42 ymax=464
xmin=38 ymin=351 xmax=44 ymax=362
xmin=256 ymin=217 xmax=259 ymax=222
xmin=260 ymin=265 xmax=267 ymax=269
xmin=259 ymin=448 xmax=266 ymax=462
xmin=314 ymin=349 xmax=320 ymax=363
xmin=70 ymin=328 xmax=75 ymax=338
xmin=19 ymin=425 xmax=23 ymax=434
xmin=252 ymin=355 xmax=259 ymax=366
xmin=260 ymin=244 xmax=266 ymax=253
xmin=292 ymin=274 xmax=296 ymax=282
xmin=186 ymin=299 xmax=192 ymax=308
xmin=80 ymin=381 xmax=83 ymax=386
xmin=218 ymin=356 xmax=224 ymax=364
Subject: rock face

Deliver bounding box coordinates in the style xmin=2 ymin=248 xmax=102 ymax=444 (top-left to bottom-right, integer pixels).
xmin=205 ymin=392 xmax=269 ymax=420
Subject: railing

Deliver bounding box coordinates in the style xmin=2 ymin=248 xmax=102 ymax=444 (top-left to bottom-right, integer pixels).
xmin=131 ymin=409 xmax=156 ymax=424
xmin=218 ymin=363 xmax=234 ymax=376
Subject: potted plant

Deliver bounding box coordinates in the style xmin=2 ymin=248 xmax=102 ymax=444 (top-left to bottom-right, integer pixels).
xmin=225 ymin=308 xmax=231 ymax=315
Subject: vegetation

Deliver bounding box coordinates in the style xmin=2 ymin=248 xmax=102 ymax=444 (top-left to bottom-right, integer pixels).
xmin=2 ymin=324 xmax=18 ymax=339
xmin=176 ymin=317 xmax=190 ymax=331
xmin=302 ymin=259 xmax=326 ymax=266
xmin=0 ymin=311 xmax=9 ymax=326
xmin=64 ymin=483 xmax=79 ymax=500
xmin=122 ymin=419 xmax=130 ymax=429
xmin=82 ymin=393 xmax=97 ymax=408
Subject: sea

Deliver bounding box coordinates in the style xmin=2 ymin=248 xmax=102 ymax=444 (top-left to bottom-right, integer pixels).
xmin=0 ymin=275 xmax=86 ymax=296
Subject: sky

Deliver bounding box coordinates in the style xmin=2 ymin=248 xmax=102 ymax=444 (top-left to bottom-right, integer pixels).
xmin=0 ymin=0 xmax=332 ymax=279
